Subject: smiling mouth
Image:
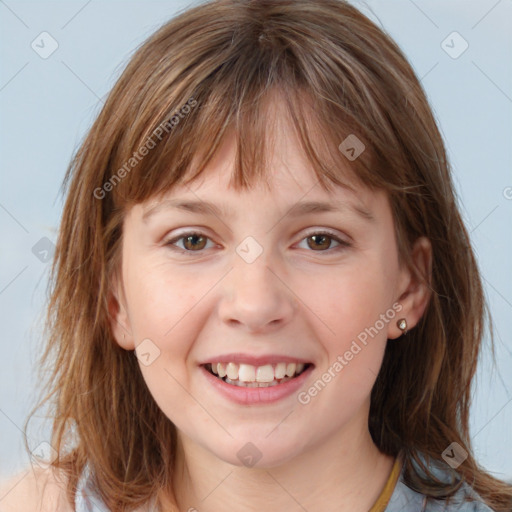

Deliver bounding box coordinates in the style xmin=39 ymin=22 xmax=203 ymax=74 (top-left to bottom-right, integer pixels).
xmin=203 ymin=361 xmax=312 ymax=388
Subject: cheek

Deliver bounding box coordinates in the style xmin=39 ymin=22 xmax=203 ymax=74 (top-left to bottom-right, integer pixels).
xmin=292 ymin=250 xmax=398 ymax=408
xmin=297 ymin=268 xmax=392 ymax=424
xmin=125 ymin=267 xmax=207 ymax=424
xmin=297 ymin=257 xmax=395 ymax=344
xmin=124 ymin=260 xmax=203 ymax=340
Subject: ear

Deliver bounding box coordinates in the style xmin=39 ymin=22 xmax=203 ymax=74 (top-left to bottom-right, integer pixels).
xmin=107 ymin=271 xmax=135 ymax=350
xmin=388 ymin=236 xmax=432 ymax=339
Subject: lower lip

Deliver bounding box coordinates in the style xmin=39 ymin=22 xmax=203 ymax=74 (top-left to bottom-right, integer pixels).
xmin=200 ymin=365 xmax=314 ymax=405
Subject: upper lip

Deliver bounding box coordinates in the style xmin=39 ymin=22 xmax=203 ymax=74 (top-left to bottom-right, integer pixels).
xmin=199 ymin=353 xmax=313 ymax=366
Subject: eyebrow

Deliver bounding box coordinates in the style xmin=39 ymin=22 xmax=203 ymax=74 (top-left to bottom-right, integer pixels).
xmin=142 ymin=198 xmax=374 ymax=223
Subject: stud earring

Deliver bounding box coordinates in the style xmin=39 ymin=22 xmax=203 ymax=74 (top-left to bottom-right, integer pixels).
xmin=397 ymin=318 xmax=408 ymax=336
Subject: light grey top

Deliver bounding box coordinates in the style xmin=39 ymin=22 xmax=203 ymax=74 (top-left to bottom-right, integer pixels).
xmin=75 ymin=455 xmax=495 ymax=511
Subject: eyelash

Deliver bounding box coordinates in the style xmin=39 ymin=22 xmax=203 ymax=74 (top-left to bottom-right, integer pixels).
xmin=163 ymin=229 xmax=352 ymax=256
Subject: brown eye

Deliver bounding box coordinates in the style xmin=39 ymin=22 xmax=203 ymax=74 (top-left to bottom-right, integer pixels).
xmin=182 ymin=234 xmax=208 ymax=251
xmin=297 ymin=231 xmax=351 ymax=253
xmin=165 ymin=232 xmax=213 ymax=253
xmin=165 ymin=230 xmax=350 ymax=256
xmin=307 ymin=234 xmax=335 ymax=251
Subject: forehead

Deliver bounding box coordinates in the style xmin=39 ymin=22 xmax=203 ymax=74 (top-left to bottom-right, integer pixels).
xmin=111 ymin=82 xmax=386 ymax=220
xmin=140 ymin=121 xmax=375 ymax=221
xmin=136 ymin=141 xmax=383 ymax=237
xmin=143 ymin=94 xmax=374 ymax=205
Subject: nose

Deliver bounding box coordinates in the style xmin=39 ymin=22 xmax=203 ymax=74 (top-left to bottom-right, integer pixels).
xmin=217 ymin=249 xmax=297 ymax=334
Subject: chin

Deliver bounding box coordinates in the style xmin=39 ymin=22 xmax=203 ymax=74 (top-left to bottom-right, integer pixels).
xmin=206 ymin=434 xmax=306 ymax=469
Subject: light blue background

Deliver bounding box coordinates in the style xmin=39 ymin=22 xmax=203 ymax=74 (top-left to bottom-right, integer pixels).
xmin=1 ymin=0 xmax=511 ymax=485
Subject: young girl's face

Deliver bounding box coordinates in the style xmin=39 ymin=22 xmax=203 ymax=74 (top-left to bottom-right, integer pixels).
xmin=110 ymin=107 xmax=427 ymax=468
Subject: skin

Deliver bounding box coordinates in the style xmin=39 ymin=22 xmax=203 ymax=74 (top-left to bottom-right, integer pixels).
xmin=109 ymin=102 xmax=432 ymax=512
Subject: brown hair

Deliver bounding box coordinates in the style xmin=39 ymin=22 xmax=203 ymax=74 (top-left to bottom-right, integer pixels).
xmin=26 ymin=0 xmax=512 ymax=510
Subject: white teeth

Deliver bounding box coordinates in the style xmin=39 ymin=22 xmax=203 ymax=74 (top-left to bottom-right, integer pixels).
xmin=238 ymin=364 xmax=256 ymax=382
xmin=217 ymin=363 xmax=227 ymax=378
xmin=285 ymin=363 xmax=297 ymax=377
xmin=275 ymin=362 xmax=287 ymax=379
xmin=207 ymin=361 xmax=308 ymax=384
xmin=256 ymin=364 xmax=274 ymax=383
xmin=226 ymin=362 xmax=238 ymax=380
xmin=224 ymin=376 xmax=293 ymax=388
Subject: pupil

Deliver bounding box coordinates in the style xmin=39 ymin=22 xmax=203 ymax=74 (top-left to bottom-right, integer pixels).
xmin=184 ymin=235 xmax=205 ymax=250
xmin=309 ymin=234 xmax=330 ymax=250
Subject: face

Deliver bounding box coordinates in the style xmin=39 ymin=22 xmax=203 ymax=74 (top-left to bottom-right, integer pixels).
xmin=110 ymin=111 xmax=426 ymax=469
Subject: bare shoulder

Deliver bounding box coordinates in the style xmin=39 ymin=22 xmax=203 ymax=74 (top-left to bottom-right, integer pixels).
xmin=0 ymin=465 xmax=74 ymax=512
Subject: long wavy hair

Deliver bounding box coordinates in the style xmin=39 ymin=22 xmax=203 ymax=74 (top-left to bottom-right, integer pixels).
xmin=25 ymin=0 xmax=512 ymax=510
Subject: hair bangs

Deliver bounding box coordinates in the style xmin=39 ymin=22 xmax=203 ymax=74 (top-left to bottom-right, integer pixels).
xmin=108 ymin=83 xmax=384 ymax=216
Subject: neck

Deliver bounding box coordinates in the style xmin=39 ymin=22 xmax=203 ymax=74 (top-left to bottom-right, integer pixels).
xmin=171 ymin=411 xmax=396 ymax=512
